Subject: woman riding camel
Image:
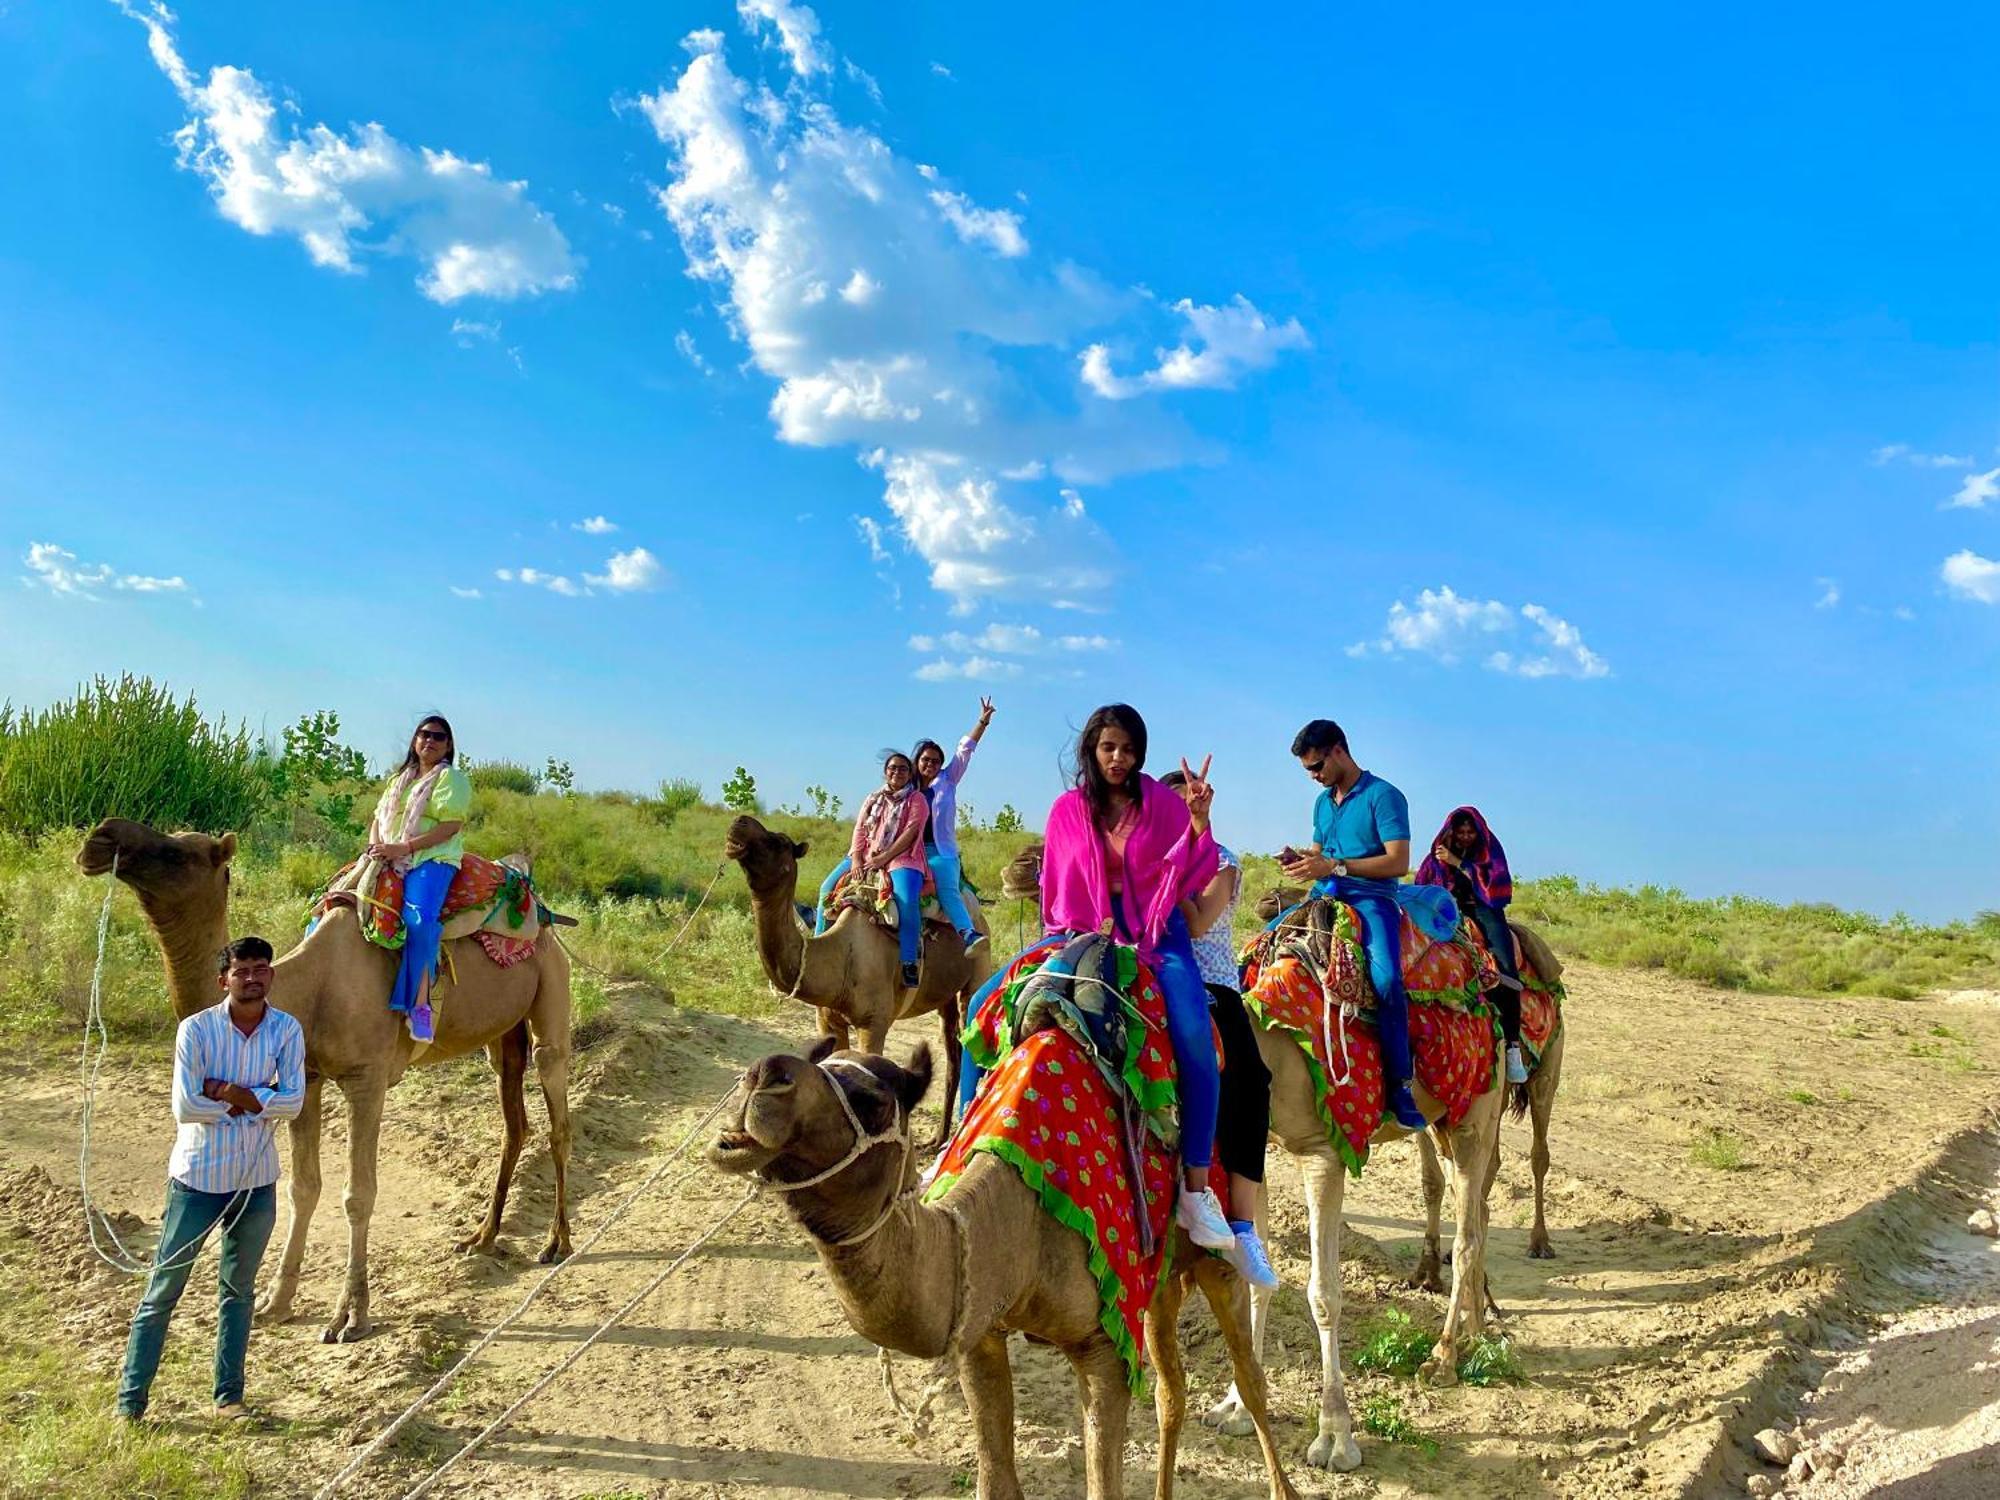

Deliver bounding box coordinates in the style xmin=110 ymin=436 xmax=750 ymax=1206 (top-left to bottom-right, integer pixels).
xmin=911 ymin=696 xmax=995 ymax=956
xmin=1160 ymin=765 xmax=1279 ymax=1289
xmin=365 ymin=714 xmax=472 ymax=1043
xmin=847 ymin=751 xmax=930 ymax=990
xmin=1416 ymin=805 xmax=1528 ymax=1084
xmin=955 ymin=704 xmax=1242 ymax=1262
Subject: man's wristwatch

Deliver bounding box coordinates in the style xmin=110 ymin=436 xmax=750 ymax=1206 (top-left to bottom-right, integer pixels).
xmin=1333 ymin=860 xmax=1350 ymax=878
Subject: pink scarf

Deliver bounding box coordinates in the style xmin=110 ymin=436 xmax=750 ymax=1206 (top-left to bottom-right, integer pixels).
xmin=1040 ymin=775 xmax=1217 ymax=961
xmin=369 ymin=762 xmax=449 ymax=874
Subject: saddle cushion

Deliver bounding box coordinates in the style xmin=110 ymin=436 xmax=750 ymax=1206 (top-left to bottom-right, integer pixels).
xmin=1461 ymin=920 xmax=1567 ymax=1070
xmin=826 ymin=868 xmax=981 ymax=935
xmin=929 ymin=933 xmax=1177 ymax=1392
xmin=314 ymin=853 xmax=543 ymax=968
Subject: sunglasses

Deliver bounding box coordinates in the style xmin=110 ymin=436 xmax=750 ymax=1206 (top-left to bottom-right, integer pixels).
xmin=415 ymin=729 xmax=450 ymax=743
xmin=1302 ymin=757 xmax=1326 ymax=776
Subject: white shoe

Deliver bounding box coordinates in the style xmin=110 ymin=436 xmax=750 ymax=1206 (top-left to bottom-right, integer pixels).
xmin=1176 ymin=1187 xmax=1236 ymax=1251
xmin=1230 ymin=1226 xmax=1281 ymax=1290
xmin=1505 ymin=1044 xmax=1529 ymax=1084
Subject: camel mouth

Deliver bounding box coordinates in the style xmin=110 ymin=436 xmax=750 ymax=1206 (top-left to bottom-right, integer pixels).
xmin=708 ymin=1128 xmax=778 ymax=1175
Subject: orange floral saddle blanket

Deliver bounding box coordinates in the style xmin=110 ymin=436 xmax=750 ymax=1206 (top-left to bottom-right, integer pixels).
xmin=311 ymin=853 xmax=545 ymax=968
xmin=825 ymin=867 xmax=981 ymax=933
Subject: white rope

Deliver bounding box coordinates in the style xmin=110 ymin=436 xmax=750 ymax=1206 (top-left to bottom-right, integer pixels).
xmin=396 ymin=1183 xmax=760 ymax=1500
xmin=312 ymin=1084 xmax=742 ymax=1500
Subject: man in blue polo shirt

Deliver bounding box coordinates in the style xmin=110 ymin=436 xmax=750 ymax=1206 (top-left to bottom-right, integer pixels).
xmin=1279 ymin=719 xmax=1427 ymax=1130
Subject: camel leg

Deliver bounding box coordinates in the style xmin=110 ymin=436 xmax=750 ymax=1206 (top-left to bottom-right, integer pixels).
xmin=1411 ymin=1131 xmax=1446 ymax=1294
xmin=1073 ymin=1339 xmax=1132 ymax=1500
xmin=1298 ymin=1149 xmax=1363 ymax=1471
xmin=323 ymin=1071 xmax=388 ymax=1344
xmin=936 ymin=991 xmax=964 ymax=1147
xmin=1527 ymin=1035 xmax=1562 ymax=1259
xmin=456 ymin=1025 xmax=530 ymax=1255
xmin=1421 ymin=1097 xmax=1500 ymax=1385
xmin=957 ymin=1332 xmax=1024 ymax=1500
xmin=531 ymin=1019 xmax=575 ymax=1264
xmin=1147 ymin=1273 xmax=1190 ymax=1500
xmin=256 ymin=1074 xmax=323 ymax=1325
xmin=1191 ymin=1257 xmax=1301 ymax=1500
xmin=817 ymin=1006 xmax=853 ymax=1050
xmin=1203 ymin=1180 xmax=1271 ymax=1438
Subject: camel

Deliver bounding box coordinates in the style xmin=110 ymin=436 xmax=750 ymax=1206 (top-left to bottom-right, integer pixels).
xmin=723 ymin=815 xmax=991 ymax=1144
xmin=709 ymin=1035 xmax=1300 ymax=1500
xmin=78 ymin=818 xmax=574 ymax=1344
xmin=1000 ymin=846 xmax=1502 ymax=1472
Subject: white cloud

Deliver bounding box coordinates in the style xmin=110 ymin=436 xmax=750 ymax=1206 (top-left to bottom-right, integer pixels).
xmin=450 ymin=585 xmax=483 ymax=599
xmin=1352 ymin=586 xmax=1609 ymax=680
xmin=495 ymin=566 xmax=582 ymax=597
xmin=22 ymin=541 xmax=193 ymax=601
xmin=1941 ymin=550 xmax=2000 ymax=604
xmin=583 ymin=546 xmax=665 ymax=592
xmin=1814 ymin=578 xmax=1840 ymax=610
xmin=904 ymin=622 xmax=1118 ymax=667
xmin=673 ymin=329 xmax=715 ymax=376
xmin=1945 ymin=467 xmax=2000 ymax=510
xmin=113 ymin=2 xmax=577 ymax=304
xmin=1871 ymin=443 xmax=1974 ymax=469
xmin=573 ymin=515 xmax=620 ymax=535
xmin=930 ymin=62 xmax=955 ymax=80
xmin=451 ymin=317 xmax=500 ymax=344
xmin=914 ymin=655 xmax=1023 ymax=682
xmin=635 ymin=5 xmax=1301 ymax=610
xmin=1081 ymin=295 xmax=1310 ymax=399
xmin=855 ymin=515 xmax=891 ymax=563
xmin=927 ymin=188 xmax=1028 ymax=258
xmin=735 ymin=0 xmax=829 ymax=77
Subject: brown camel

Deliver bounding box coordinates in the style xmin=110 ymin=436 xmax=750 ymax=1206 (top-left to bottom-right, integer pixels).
xmin=1002 ymin=848 xmax=1501 ymax=1473
xmin=710 ymin=1036 xmax=1300 ymax=1500
xmin=78 ymin=818 xmax=574 ymax=1344
xmin=722 ymin=815 xmax=991 ymax=1143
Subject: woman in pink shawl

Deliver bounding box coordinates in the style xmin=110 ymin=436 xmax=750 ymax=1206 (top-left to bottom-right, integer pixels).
xmin=953 ymin=704 xmax=1242 ymax=1259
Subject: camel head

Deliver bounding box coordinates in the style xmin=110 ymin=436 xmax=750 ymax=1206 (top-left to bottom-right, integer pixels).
xmin=77 ymin=818 xmax=239 ymax=1020
xmin=710 ymin=1036 xmax=935 ymax=1197
xmin=723 ymin=815 xmax=809 ymax=899
xmin=1253 ymin=884 xmax=1309 ymax=923
xmin=1000 ymin=838 xmax=1045 ymax=902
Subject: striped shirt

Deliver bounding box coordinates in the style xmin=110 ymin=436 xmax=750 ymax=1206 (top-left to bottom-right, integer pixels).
xmin=169 ymin=1002 xmax=307 ymax=1194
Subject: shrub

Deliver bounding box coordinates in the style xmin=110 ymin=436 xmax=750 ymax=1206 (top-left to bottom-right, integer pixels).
xmin=646 ymin=778 xmax=704 ymax=828
xmin=1456 ymin=1335 xmax=1524 ymax=1386
xmin=991 ymin=803 xmax=1025 ymax=834
xmin=467 ymin=760 xmax=541 ymax=797
xmin=1689 ymin=1127 xmax=1746 ymax=1170
xmin=1356 ymin=1392 xmax=1438 ymax=1456
xmin=543 ymin=757 xmax=576 ymax=795
xmin=722 ymin=766 xmax=760 ymax=813
xmin=0 ymin=675 xmax=266 ymax=836
xmin=1351 ymin=1307 xmax=1433 ymax=1376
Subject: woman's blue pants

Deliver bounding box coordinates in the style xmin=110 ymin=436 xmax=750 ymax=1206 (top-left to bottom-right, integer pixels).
xmin=390 ymin=860 xmax=455 ymax=1015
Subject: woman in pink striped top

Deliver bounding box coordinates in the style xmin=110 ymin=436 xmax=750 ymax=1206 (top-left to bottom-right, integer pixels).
xmin=848 ymin=750 xmax=931 ymax=989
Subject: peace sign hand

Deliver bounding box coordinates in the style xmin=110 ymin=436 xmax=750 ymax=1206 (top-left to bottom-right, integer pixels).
xmin=1178 ymin=754 xmax=1214 ymax=831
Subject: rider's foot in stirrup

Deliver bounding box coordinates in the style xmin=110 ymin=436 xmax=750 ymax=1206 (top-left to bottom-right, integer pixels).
xmin=1388 ymin=1080 xmax=1427 ymax=1131
xmin=963 ymin=929 xmax=987 ymax=953
xmin=1176 ymin=1186 xmax=1236 ymax=1251
xmin=1505 ymin=1044 xmax=1529 ymax=1084
xmin=408 ymin=1004 xmax=435 ymax=1044
xmin=900 ymin=961 xmax=921 ymax=989
xmin=1229 ymin=1223 xmax=1281 ymax=1289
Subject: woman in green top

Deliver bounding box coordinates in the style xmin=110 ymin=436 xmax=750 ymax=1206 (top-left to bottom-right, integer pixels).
xmin=365 ymin=714 xmax=472 ymax=1042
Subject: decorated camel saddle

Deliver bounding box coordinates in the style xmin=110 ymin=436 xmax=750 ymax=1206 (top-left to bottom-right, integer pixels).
xmin=823 ymin=865 xmax=984 ymax=935
xmin=1240 ymin=895 xmax=1559 ymax=1175
xmin=312 ymin=853 xmax=549 ymax=968
xmin=926 ymin=932 xmax=1181 ymax=1390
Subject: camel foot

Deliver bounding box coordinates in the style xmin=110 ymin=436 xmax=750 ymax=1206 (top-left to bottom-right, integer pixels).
xmin=1417 ymin=1353 xmax=1459 ymax=1388
xmin=321 ymin=1304 xmax=372 ymax=1344
xmin=1527 ymin=1236 xmax=1556 ymax=1260
xmin=1200 ymin=1390 xmax=1256 ymax=1438
xmin=1408 ymin=1254 xmax=1445 ymax=1296
xmin=454 ymin=1228 xmax=500 ymax=1256
xmin=254 ymin=1288 xmax=296 ymax=1326
xmin=537 ymin=1237 xmax=571 ymax=1266
xmin=1305 ymin=1432 xmax=1363 ymax=1471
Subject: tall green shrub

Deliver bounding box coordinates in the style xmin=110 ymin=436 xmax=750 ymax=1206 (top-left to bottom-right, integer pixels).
xmin=0 ymin=675 xmax=266 ymax=835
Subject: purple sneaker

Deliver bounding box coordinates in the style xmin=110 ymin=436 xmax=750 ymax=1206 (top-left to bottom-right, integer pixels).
xmin=408 ymin=1004 xmax=434 ymax=1043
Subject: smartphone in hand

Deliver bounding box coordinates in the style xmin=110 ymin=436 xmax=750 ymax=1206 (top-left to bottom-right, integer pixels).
xmin=1278 ymin=845 xmax=1302 ymax=864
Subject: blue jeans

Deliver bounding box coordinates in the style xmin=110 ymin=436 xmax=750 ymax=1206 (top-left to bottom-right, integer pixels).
xmin=953 ymin=909 xmax=1221 ymax=1170
xmin=814 ymin=856 xmax=852 ymax=936
xmin=390 ymin=859 xmax=456 ymax=1015
xmin=926 ymin=851 xmax=977 ymax=939
xmin=117 ymin=1180 xmax=277 ymax=1416
xmin=888 ymin=866 xmax=923 ymax=965
xmin=1343 ymin=886 xmax=1414 ymax=1085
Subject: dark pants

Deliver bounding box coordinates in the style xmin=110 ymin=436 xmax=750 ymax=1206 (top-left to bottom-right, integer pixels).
xmin=117 ymin=1180 xmax=277 ymax=1417
xmin=1467 ymin=900 xmax=1522 ymax=1046
xmin=1206 ymin=983 xmax=1270 ymax=1186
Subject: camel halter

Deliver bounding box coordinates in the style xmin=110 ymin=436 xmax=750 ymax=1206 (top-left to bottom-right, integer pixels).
xmin=756 ymin=1058 xmax=914 ymax=1248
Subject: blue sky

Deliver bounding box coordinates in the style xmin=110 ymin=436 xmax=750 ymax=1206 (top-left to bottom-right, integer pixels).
xmin=3 ymin=1 xmax=1997 ymax=919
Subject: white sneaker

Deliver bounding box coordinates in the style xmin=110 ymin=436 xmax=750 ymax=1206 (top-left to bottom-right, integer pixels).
xmin=1505 ymin=1044 xmax=1529 ymax=1084
xmin=1231 ymin=1226 xmax=1281 ymax=1290
xmin=1176 ymin=1187 xmax=1236 ymax=1251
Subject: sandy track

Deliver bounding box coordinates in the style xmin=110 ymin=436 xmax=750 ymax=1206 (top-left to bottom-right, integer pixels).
xmin=5 ymin=961 xmax=2000 ymax=1499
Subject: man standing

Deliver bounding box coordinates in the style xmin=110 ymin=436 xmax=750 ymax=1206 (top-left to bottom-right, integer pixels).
xmin=116 ymin=936 xmax=305 ymax=1423
xmin=1280 ymin=720 xmax=1428 ymax=1130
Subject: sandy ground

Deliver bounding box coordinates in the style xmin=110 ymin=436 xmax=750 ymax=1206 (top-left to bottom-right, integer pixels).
xmin=5 ymin=960 xmax=2000 ymax=1500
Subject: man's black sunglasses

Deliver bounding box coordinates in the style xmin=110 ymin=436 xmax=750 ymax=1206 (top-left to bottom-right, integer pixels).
xmin=1302 ymin=757 xmax=1326 ymax=776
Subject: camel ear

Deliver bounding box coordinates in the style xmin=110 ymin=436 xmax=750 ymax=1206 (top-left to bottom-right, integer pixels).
xmin=210 ymin=833 xmax=238 ymax=867
xmin=790 ymin=840 xmax=810 ymax=859
xmin=806 ymin=1034 xmax=839 ymax=1066
xmin=897 ymin=1043 xmax=934 ymax=1114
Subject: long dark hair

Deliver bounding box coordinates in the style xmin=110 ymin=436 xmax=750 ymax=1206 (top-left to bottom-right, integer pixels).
xmin=911 ymin=738 xmax=946 ymax=779
xmin=396 ymin=713 xmax=456 ymax=775
xmin=1073 ymin=703 xmax=1147 ymax=830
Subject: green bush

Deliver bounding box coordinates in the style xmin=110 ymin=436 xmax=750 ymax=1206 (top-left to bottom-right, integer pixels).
xmin=1351 ymin=1307 xmax=1434 ymax=1376
xmin=467 ymin=760 xmax=540 ymax=797
xmin=0 ymin=676 xmax=267 ymax=836
xmin=722 ymin=766 xmax=760 ymax=813
xmin=646 ymin=777 xmax=703 ymax=828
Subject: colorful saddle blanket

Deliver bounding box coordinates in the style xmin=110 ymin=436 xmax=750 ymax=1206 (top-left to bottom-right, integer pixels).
xmin=927 ymin=933 xmax=1177 ymax=1392
xmin=313 ymin=853 xmax=544 ymax=968
xmin=1240 ymin=896 xmax=1498 ymax=1175
xmin=1461 ymin=919 xmax=1567 ymax=1071
xmin=827 ymin=868 xmax=980 ymax=933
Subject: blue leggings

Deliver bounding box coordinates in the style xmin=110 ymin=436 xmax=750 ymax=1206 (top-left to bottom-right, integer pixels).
xmin=954 ymin=909 xmax=1221 ymax=1170
xmin=888 ymin=867 xmax=922 ymax=965
xmin=390 ymin=859 xmax=455 ymax=1014
xmin=926 ymin=850 xmax=977 ymax=939
xmin=813 ymin=856 xmax=852 ymax=935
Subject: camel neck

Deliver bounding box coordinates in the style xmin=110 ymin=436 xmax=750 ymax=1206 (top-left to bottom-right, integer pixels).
xmin=749 ymin=871 xmax=840 ymax=1000
xmin=136 ymin=886 xmax=231 ymax=1023
xmin=810 ymin=1193 xmax=964 ymax=1359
